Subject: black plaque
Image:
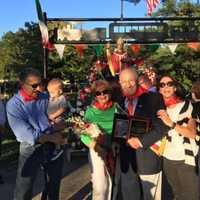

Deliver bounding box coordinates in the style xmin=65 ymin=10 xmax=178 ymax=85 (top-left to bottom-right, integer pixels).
xmin=129 ymin=116 xmax=151 ymax=137
xmin=112 ymin=113 xmax=151 ymax=140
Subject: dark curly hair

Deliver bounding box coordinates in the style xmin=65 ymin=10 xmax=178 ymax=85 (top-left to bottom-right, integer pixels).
xmin=191 ymin=80 xmax=200 ymax=100
xmin=157 ymin=75 xmax=186 ymax=100
xmin=19 ymin=68 xmax=41 ymax=83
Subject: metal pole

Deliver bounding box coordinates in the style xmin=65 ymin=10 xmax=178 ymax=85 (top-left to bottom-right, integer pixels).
xmin=121 ymin=0 xmax=124 ymax=21
xmin=43 ymin=12 xmax=48 ymax=79
xmin=43 ymin=48 xmax=48 ymax=79
xmin=47 ymin=17 xmax=200 ymax=22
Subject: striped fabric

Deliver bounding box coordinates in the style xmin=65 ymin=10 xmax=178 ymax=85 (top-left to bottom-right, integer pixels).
xmin=167 ymin=101 xmax=199 ymax=166
xmin=146 ymin=0 xmax=160 ymax=16
xmin=197 ymin=117 xmax=200 ymax=134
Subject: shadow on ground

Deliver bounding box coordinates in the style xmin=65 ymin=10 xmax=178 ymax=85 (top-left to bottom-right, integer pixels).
xmin=0 ymin=149 xmax=90 ymax=200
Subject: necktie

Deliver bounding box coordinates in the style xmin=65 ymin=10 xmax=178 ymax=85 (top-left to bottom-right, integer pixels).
xmin=128 ymin=99 xmax=134 ymax=116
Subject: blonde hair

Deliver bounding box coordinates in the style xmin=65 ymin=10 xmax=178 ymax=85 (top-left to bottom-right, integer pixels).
xmin=117 ymin=37 xmax=124 ymax=45
xmin=47 ymin=78 xmax=63 ymax=90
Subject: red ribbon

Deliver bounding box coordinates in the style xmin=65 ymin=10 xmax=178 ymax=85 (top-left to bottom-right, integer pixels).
xmin=20 ymin=88 xmax=38 ymax=102
xmin=126 ymin=86 xmax=148 ymax=101
xmin=164 ymin=95 xmax=182 ymax=107
xmin=125 ymin=86 xmax=148 ymax=116
xmin=93 ymin=101 xmax=113 ymax=110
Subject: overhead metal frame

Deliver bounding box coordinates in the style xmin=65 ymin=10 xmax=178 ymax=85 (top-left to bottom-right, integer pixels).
xmin=43 ymin=13 xmax=200 ymax=77
xmin=46 ymin=16 xmax=200 ymax=44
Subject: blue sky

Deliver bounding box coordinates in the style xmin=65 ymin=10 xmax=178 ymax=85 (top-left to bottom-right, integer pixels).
xmin=0 ymin=0 xmax=149 ymax=38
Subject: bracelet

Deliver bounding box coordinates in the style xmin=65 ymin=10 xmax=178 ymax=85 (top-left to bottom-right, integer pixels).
xmin=195 ymin=135 xmax=200 ymax=141
xmin=170 ymin=122 xmax=176 ymax=129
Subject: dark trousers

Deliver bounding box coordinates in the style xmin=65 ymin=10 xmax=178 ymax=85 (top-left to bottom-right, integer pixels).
xmin=0 ymin=135 xmax=2 ymax=178
xmin=112 ymin=145 xmax=141 ymax=200
xmin=0 ymin=134 xmax=2 ymax=156
xmin=163 ymin=158 xmax=199 ymax=200
xmin=14 ymin=142 xmax=63 ymax=200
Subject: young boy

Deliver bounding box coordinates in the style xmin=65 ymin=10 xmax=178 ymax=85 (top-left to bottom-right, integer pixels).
xmin=47 ymin=79 xmax=68 ymax=159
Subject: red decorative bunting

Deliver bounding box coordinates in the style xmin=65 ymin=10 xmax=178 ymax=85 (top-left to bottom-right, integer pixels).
xmin=74 ymin=44 xmax=87 ymax=57
xmin=43 ymin=40 xmax=54 ymax=51
xmin=187 ymin=42 xmax=199 ymax=51
xmin=130 ymin=44 xmax=141 ymax=54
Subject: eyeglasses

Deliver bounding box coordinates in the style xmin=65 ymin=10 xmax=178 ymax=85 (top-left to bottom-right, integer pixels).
xmin=159 ymin=81 xmax=174 ymax=88
xmin=120 ymin=80 xmax=136 ymax=86
xmin=25 ymin=82 xmax=41 ymax=89
xmin=95 ymin=90 xmax=110 ymax=96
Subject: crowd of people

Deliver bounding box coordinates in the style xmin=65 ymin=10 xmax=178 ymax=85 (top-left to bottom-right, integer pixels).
xmin=0 ymin=39 xmax=200 ymax=200
xmin=80 ymin=68 xmax=200 ymax=200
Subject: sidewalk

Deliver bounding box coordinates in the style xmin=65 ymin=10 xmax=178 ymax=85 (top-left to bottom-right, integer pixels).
xmin=0 ymin=152 xmax=91 ymax=200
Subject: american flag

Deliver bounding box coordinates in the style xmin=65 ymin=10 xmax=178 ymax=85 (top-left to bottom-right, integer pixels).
xmin=146 ymin=0 xmax=160 ymax=16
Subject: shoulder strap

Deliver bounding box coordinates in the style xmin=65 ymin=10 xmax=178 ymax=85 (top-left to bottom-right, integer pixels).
xmin=179 ymin=100 xmax=190 ymax=115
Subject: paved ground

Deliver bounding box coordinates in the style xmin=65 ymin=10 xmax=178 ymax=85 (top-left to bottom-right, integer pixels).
xmin=0 ymin=150 xmax=92 ymax=200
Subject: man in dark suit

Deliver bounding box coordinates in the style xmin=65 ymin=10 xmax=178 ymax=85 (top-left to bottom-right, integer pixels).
xmin=112 ymin=68 xmax=168 ymax=200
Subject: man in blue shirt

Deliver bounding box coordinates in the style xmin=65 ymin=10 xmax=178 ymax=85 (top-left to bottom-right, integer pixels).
xmin=7 ymin=68 xmax=65 ymax=200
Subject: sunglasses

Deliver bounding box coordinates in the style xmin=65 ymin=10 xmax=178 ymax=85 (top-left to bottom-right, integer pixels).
xmin=25 ymin=82 xmax=41 ymax=89
xmin=95 ymin=90 xmax=110 ymax=96
xmin=159 ymin=81 xmax=174 ymax=88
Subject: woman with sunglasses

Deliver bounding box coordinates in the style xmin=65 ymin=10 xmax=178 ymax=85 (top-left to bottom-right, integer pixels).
xmin=157 ymin=75 xmax=199 ymax=200
xmin=80 ymin=80 xmax=117 ymax=200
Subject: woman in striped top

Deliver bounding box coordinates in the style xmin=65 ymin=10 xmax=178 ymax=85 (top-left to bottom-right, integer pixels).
xmin=157 ymin=75 xmax=199 ymax=200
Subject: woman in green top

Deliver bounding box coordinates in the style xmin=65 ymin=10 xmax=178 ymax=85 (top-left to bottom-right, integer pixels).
xmin=81 ymin=80 xmax=116 ymax=200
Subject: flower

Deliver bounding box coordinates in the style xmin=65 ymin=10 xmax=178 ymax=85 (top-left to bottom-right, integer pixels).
xmin=67 ymin=116 xmax=102 ymax=138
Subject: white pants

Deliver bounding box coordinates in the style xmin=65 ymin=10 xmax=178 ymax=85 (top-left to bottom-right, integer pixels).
xmin=88 ymin=149 xmax=112 ymax=200
xmin=139 ymin=172 xmax=162 ymax=200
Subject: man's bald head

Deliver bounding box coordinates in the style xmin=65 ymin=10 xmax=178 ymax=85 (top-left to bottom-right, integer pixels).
xmin=119 ymin=68 xmax=138 ymax=96
xmin=119 ymin=68 xmax=138 ymax=81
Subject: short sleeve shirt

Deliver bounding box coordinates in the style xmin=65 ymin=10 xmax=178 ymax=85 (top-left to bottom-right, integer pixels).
xmin=47 ymin=95 xmax=67 ymax=115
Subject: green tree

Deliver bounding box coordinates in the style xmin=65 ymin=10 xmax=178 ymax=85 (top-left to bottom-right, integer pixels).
xmin=148 ymin=0 xmax=200 ymax=89
xmin=0 ymin=22 xmax=43 ymax=79
xmin=48 ymin=45 xmax=95 ymax=81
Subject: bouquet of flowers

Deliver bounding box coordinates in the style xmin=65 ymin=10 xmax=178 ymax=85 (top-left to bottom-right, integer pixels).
xmin=66 ymin=115 xmax=102 ymax=139
xmin=67 ymin=116 xmax=115 ymax=175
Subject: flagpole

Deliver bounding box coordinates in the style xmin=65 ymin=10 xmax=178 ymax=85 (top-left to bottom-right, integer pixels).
xmin=121 ymin=0 xmax=124 ymax=20
xmin=43 ymin=12 xmax=48 ymax=79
